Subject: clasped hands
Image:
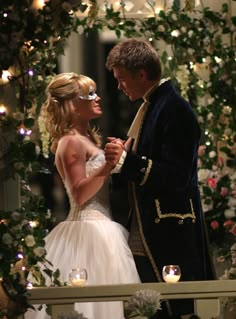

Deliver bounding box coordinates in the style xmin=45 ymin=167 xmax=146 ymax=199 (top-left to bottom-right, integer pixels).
xmin=104 ymin=137 xmax=126 ymax=168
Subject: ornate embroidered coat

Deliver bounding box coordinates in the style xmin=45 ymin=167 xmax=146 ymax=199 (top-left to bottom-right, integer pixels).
xmin=119 ymin=80 xmax=215 ymax=284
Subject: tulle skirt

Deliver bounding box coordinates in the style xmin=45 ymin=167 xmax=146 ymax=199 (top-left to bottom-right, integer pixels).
xmin=25 ymin=219 xmax=140 ymax=319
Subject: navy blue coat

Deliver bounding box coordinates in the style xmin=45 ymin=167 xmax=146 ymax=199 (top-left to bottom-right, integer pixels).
xmin=120 ymin=80 xmax=215 ymax=283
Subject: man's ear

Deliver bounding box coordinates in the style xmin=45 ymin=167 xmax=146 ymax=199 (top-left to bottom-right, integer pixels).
xmin=139 ymin=69 xmax=148 ymax=80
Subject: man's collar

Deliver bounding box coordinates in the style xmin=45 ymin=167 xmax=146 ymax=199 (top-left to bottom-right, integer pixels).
xmin=143 ymin=77 xmax=170 ymax=102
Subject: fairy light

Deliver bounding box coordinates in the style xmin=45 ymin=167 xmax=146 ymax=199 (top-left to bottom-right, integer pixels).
xmin=28 ymin=69 xmax=34 ymax=76
xmin=18 ymin=254 xmax=24 ymax=260
xmin=29 ymin=220 xmax=39 ymax=228
xmin=206 ymin=141 xmax=211 ymax=146
xmin=3 ymin=12 xmax=8 ymax=18
xmin=155 ymin=7 xmax=162 ymax=14
xmin=0 ymin=104 xmax=7 ymax=115
xmin=32 ymin=0 xmax=45 ymax=10
xmin=214 ymin=56 xmax=222 ymax=64
xmin=189 ymin=61 xmax=194 ymax=69
xmin=18 ymin=125 xmax=32 ymax=136
xmin=1 ymin=70 xmax=11 ymax=83
xmin=171 ymin=30 xmax=180 ymax=37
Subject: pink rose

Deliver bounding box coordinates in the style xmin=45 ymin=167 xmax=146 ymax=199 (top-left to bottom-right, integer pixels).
xmin=220 ymin=187 xmax=228 ymax=197
xmin=210 ymin=220 xmax=219 ymax=230
xmin=207 ymin=178 xmax=217 ymax=189
xmin=223 ymin=220 xmax=234 ymax=229
xmin=229 ymin=224 xmax=236 ymax=236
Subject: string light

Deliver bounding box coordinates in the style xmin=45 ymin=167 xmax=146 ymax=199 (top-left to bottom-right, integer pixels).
xmin=171 ymin=30 xmax=180 ymax=37
xmin=18 ymin=124 xmax=32 ymax=136
xmin=31 ymin=0 xmax=45 ymax=10
xmin=0 ymin=104 xmax=7 ymax=115
xmin=28 ymin=69 xmax=34 ymax=76
xmin=17 ymin=253 xmax=24 ymax=259
xmin=29 ymin=220 xmax=39 ymax=228
xmin=1 ymin=70 xmax=11 ymax=83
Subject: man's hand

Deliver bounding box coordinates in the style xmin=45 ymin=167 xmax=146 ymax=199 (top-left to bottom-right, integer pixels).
xmin=104 ymin=137 xmax=125 ymax=167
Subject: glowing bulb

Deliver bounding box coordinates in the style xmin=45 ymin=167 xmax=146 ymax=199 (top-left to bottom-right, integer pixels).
xmin=29 ymin=220 xmax=39 ymax=228
xmin=214 ymin=56 xmax=222 ymax=64
xmin=0 ymin=104 xmax=7 ymax=115
xmin=171 ymin=30 xmax=180 ymax=37
xmin=28 ymin=69 xmax=34 ymax=76
xmin=32 ymin=0 xmax=45 ymax=9
xmin=1 ymin=70 xmax=11 ymax=83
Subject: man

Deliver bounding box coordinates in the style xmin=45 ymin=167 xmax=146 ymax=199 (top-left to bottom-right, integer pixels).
xmin=104 ymin=38 xmax=215 ymax=318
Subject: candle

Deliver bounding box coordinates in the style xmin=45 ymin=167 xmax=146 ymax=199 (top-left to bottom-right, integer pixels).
xmin=163 ymin=273 xmax=180 ymax=283
xmin=162 ymin=265 xmax=181 ymax=283
xmin=69 ymin=268 xmax=87 ymax=287
xmin=71 ymin=278 xmax=86 ymax=287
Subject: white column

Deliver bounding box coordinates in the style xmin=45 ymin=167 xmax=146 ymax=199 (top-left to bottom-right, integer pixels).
xmin=58 ymin=32 xmax=84 ymax=74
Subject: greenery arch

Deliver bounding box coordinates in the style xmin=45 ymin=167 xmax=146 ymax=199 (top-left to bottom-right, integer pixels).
xmin=0 ymin=0 xmax=235 ymax=317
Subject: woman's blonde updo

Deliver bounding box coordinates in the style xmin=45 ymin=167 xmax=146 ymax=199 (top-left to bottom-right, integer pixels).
xmin=40 ymin=72 xmax=101 ymax=154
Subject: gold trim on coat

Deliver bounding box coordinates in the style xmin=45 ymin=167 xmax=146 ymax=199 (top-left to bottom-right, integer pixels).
xmin=154 ymin=198 xmax=196 ymax=224
xmin=139 ymin=159 xmax=152 ymax=186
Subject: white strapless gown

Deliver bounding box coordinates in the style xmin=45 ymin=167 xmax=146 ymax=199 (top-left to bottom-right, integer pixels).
xmin=25 ymin=151 xmax=140 ymax=319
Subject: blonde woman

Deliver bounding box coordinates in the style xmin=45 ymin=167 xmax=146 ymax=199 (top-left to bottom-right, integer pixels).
xmin=26 ymin=73 xmax=140 ymax=319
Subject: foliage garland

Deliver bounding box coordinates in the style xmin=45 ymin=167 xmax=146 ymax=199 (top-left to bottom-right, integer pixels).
xmin=0 ymin=0 xmax=236 ymax=317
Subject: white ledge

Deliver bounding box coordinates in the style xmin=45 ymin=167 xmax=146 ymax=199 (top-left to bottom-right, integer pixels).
xmin=27 ymin=280 xmax=236 ymax=304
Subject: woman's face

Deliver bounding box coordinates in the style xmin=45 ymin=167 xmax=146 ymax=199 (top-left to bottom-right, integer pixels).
xmin=75 ymin=90 xmax=102 ymax=121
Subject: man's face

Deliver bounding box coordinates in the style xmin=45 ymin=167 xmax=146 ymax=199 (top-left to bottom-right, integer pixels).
xmin=113 ymin=66 xmax=145 ymax=101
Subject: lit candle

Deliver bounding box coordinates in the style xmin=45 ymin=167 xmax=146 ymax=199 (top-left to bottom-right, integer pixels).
xmin=164 ymin=273 xmax=180 ymax=283
xmin=69 ymin=268 xmax=87 ymax=287
xmin=162 ymin=265 xmax=181 ymax=283
xmin=71 ymin=278 xmax=86 ymax=287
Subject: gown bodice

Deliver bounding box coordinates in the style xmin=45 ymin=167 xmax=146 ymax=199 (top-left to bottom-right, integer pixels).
xmin=65 ymin=151 xmax=113 ymax=221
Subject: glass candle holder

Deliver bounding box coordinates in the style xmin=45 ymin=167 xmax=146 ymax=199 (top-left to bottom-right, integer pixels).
xmin=162 ymin=265 xmax=181 ymax=283
xmin=69 ymin=268 xmax=88 ymax=287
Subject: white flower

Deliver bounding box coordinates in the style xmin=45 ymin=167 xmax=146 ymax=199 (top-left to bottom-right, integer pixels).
xmin=25 ymin=235 xmax=36 ymax=247
xmin=2 ymin=233 xmax=13 ymax=246
xmin=229 ymin=197 xmax=236 ymax=207
xmin=188 ymin=30 xmax=193 ymax=37
xmin=207 ymin=112 xmax=213 ymax=121
xmin=124 ymin=289 xmax=162 ymax=318
xmin=209 ymin=151 xmax=217 ymax=158
xmin=224 ymin=209 xmax=236 ymax=219
xmin=45 ymin=209 xmax=52 ymax=219
xmin=198 ymin=169 xmax=211 ymax=182
xmin=171 ymin=13 xmax=177 ymax=21
xmin=33 ymin=246 xmax=46 ymax=257
xmin=222 ymin=106 xmax=232 ymax=115
xmin=175 ymin=65 xmax=190 ymax=99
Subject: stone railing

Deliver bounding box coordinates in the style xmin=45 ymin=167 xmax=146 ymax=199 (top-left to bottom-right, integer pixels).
xmin=26 ymin=280 xmax=236 ymax=319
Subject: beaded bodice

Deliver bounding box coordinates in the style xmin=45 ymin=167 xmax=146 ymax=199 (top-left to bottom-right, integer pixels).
xmin=65 ymin=151 xmax=113 ymax=221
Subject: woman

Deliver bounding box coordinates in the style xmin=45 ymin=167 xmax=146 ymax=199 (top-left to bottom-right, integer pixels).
xmin=26 ymin=73 xmax=140 ymax=319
